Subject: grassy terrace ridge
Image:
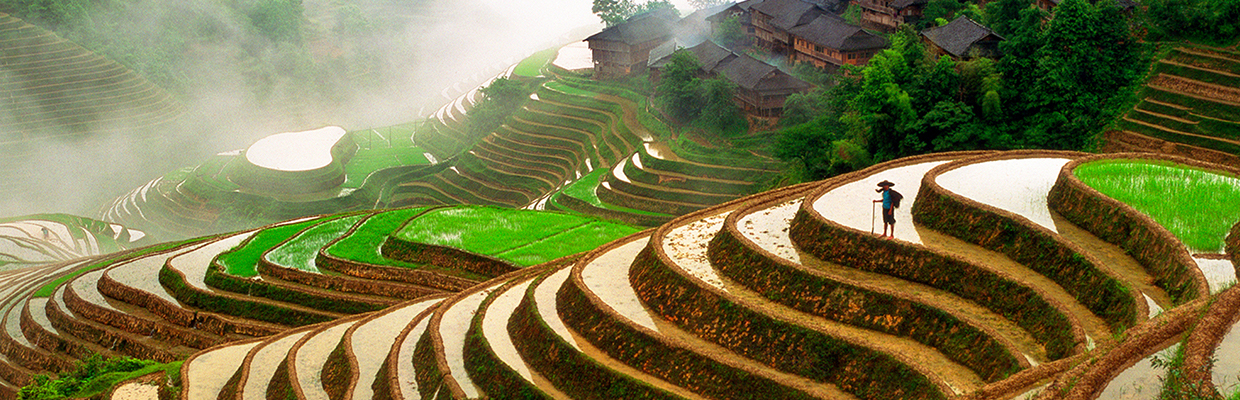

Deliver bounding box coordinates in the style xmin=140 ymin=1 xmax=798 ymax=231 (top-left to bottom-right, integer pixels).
xmin=323 ymin=206 xmax=432 ymax=269
xmin=216 ymin=217 xmax=339 ymax=277
xmin=343 ymin=123 xmax=430 ymax=189
xmin=558 ymin=168 xmax=670 ymax=217
xmin=1075 ymin=159 xmax=1240 ymax=253
xmin=513 ymin=47 xmax=558 ymax=78
xmin=264 ymin=214 xmax=370 ymax=273
xmin=393 ymin=205 xmax=640 ymax=266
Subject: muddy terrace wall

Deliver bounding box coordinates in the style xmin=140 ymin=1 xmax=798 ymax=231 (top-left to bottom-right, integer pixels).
xmin=630 ymin=206 xmax=951 ymax=400
xmin=709 ymin=201 xmax=1026 ymax=382
xmin=560 ymin=234 xmax=828 ymax=400
xmin=1049 ymin=153 xmax=1223 ymax=303
xmin=206 ymin=264 xmax=393 ymax=314
xmin=1102 ymin=130 xmax=1240 ymax=167
xmin=254 ymin=256 xmax=435 ymax=300
xmin=1035 ymin=296 xmax=1211 ymax=400
xmin=507 ymin=272 xmax=678 ymax=400
xmin=27 ymin=297 xmax=179 ymax=364
xmin=912 ymin=150 xmax=1143 ymax=332
xmin=604 ymin=175 xmax=733 ymax=208
xmin=621 ymin=160 xmax=756 ymax=197
xmin=157 ymin=262 xmax=338 ymax=327
xmin=61 ymin=276 xmax=218 ymax=349
xmin=788 ymin=152 xmax=1084 ymax=360
xmin=463 ymin=267 xmax=550 ymax=400
xmin=597 ymin=184 xmax=704 ymax=216
xmin=382 ymin=238 xmax=519 ymax=278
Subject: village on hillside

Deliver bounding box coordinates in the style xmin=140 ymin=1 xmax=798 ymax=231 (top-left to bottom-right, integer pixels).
xmin=0 ymin=0 xmax=1238 ymax=399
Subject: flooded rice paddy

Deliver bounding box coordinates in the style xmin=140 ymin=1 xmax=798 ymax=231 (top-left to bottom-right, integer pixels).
xmin=245 ymin=126 xmax=347 ymax=172
xmin=581 ymin=237 xmax=659 ymax=331
xmin=814 ymin=161 xmax=951 ymax=243
xmin=664 ymin=213 xmax=731 ymax=291
xmin=936 ymin=158 xmax=1071 ymax=233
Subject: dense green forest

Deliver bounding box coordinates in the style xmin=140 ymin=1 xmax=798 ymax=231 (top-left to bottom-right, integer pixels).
xmin=775 ymin=0 xmax=1149 ymax=179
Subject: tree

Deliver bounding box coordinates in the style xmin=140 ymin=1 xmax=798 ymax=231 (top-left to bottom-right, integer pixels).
xmin=696 ymin=75 xmax=747 ymax=136
xmin=920 ymin=0 xmax=964 ymax=29
xmin=983 ymin=0 xmax=1033 ymax=37
xmin=593 ymin=0 xmax=674 ymax=26
xmin=593 ymin=0 xmax=635 ymax=26
xmin=467 ymin=77 xmax=530 ymax=136
xmin=656 ymin=50 xmax=704 ymax=123
xmin=715 ymin=14 xmax=747 ymax=49
xmin=249 ymin=0 xmax=305 ymax=43
xmin=1018 ymin=0 xmax=1142 ymax=149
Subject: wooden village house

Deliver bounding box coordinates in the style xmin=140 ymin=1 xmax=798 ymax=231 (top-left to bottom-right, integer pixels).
xmin=708 ymin=0 xmax=886 ymax=68
xmin=789 ymin=14 xmax=888 ymax=68
xmin=649 ymin=40 xmax=814 ymax=117
xmin=920 ymin=16 xmax=1004 ymax=60
xmin=585 ymin=9 xmax=678 ymax=80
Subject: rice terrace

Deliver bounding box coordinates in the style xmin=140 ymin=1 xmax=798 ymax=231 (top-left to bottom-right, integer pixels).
xmin=0 ymin=0 xmax=1238 ymax=399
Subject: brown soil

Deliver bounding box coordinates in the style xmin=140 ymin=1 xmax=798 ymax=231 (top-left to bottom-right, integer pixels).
xmin=800 ymin=251 xmax=1050 ymax=364
xmin=1149 ymin=74 xmax=1240 ymax=104
xmin=694 ymin=256 xmax=986 ymax=394
xmin=914 ymin=225 xmax=1114 ymax=344
xmin=1122 ymin=117 xmax=1240 ymax=146
xmin=1050 ymin=212 xmax=1174 ymax=311
xmin=531 ymin=268 xmax=707 ymax=400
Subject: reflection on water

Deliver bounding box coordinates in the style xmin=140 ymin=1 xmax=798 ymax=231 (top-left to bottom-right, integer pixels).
xmin=1098 ymin=343 xmax=1178 ymax=400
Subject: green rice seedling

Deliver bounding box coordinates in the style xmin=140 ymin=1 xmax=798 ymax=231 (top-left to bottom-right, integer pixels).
xmin=1075 ymin=160 xmax=1240 ymax=253
xmin=558 ymin=169 xmax=671 ymax=217
xmin=216 ymin=217 xmax=330 ymax=277
xmin=394 ymin=206 xmax=639 ymax=264
xmin=265 ymin=215 xmax=368 ymax=273
xmin=514 ymin=47 xmax=558 ymax=77
xmin=496 ymin=221 xmax=640 ymax=265
xmin=545 ymin=80 xmax=597 ymax=97
xmin=324 ymin=207 xmax=429 ymax=267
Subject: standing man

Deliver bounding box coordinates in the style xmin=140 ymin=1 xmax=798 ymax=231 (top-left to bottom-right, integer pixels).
xmin=873 ymin=180 xmax=896 ymax=239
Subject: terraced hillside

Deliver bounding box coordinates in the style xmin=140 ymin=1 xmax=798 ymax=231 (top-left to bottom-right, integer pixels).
xmin=1107 ymin=43 xmax=1240 ymax=166
xmin=0 ymin=205 xmax=634 ymax=399
xmin=100 ymin=49 xmax=785 ymax=241
xmin=0 ymin=12 xmax=183 ymax=136
xmin=12 ymin=150 xmax=1240 ymax=399
xmin=0 ymin=12 xmax=186 ymax=189
xmin=0 ymin=214 xmax=142 ymax=271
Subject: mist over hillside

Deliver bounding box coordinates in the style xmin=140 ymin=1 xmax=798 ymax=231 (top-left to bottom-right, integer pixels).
xmin=0 ymin=0 xmax=621 ymax=218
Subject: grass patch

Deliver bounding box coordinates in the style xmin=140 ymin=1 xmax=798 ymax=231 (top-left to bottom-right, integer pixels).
xmin=544 ymin=80 xmax=597 ymax=97
xmin=1075 ymin=159 xmax=1240 ymax=252
xmin=513 ymin=47 xmax=558 ymax=78
xmin=216 ymin=217 xmax=334 ymax=277
xmin=559 ymin=169 xmax=669 ymax=217
xmin=496 ymin=221 xmax=640 ymax=265
xmin=265 ymin=214 xmax=368 ymax=273
xmin=324 ymin=207 xmax=429 ymax=267
xmin=394 ymin=206 xmax=639 ymax=265
xmin=18 ymin=354 xmax=181 ymax=400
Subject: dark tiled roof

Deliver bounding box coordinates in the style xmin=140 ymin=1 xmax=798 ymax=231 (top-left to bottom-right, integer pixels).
xmin=920 ymin=16 xmax=1003 ymax=58
xmin=586 ymin=9 xmax=677 ymax=45
xmin=890 ymin=0 xmax=928 ymax=9
xmin=651 ymin=41 xmax=813 ymax=93
xmin=751 ymin=0 xmax=828 ymax=30
xmin=788 ymin=15 xmax=889 ymax=51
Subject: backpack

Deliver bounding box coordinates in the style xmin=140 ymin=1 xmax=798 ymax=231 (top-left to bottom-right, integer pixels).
xmin=889 ymin=189 xmax=904 ymax=208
